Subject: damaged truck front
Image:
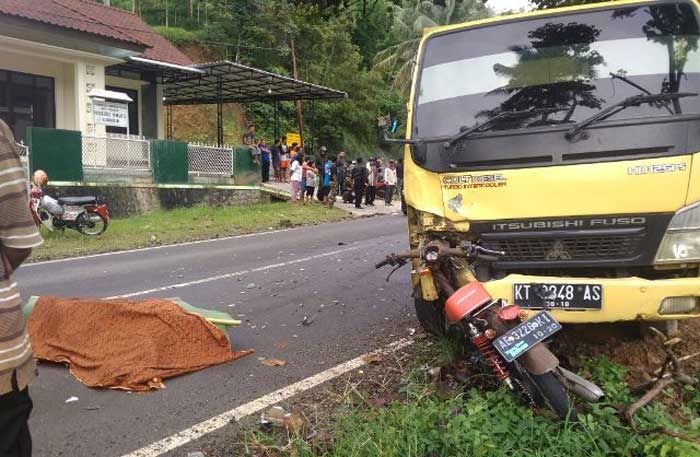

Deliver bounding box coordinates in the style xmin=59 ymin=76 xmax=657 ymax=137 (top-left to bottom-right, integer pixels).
xmin=403 ymin=0 xmax=700 ymax=327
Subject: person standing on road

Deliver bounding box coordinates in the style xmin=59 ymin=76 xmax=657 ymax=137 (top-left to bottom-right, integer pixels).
xmin=279 ymin=146 xmax=289 ymax=183
xmin=259 ymin=139 xmax=271 ymax=183
xmin=325 ymin=156 xmax=338 ymax=208
xmin=365 ymin=157 xmax=378 ymax=206
xmin=315 ymin=146 xmax=328 ymax=202
xmin=304 ymin=160 xmax=317 ymax=202
xmin=336 ymin=152 xmax=346 ymax=197
xmin=397 ymin=158 xmax=406 ymax=214
xmin=271 ymin=139 xmax=281 ymax=182
xmin=290 ymin=153 xmax=304 ymax=202
xmin=384 ymin=160 xmax=397 ymax=206
xmin=0 ymin=119 xmax=43 ymax=457
xmin=352 ymin=157 xmax=368 ymax=209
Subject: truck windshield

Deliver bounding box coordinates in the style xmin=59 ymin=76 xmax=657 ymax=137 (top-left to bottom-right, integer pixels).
xmin=414 ymin=2 xmax=700 ymax=138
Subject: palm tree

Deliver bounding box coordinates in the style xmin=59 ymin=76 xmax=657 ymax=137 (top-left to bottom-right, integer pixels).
xmin=374 ymin=0 xmax=491 ymax=94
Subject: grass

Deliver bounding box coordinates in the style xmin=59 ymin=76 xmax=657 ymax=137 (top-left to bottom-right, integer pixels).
xmin=31 ymin=202 xmax=348 ymax=261
xmin=261 ymin=338 xmax=700 ymax=457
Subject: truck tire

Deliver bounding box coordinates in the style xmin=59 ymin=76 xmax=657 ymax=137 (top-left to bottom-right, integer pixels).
xmin=414 ymin=287 xmax=446 ymax=336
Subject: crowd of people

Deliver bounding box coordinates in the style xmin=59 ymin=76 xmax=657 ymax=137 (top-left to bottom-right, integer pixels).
xmin=244 ymin=124 xmax=405 ymax=210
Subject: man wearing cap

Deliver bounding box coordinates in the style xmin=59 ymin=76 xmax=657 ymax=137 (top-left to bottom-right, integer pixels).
xmin=0 ymin=119 xmax=43 ymax=457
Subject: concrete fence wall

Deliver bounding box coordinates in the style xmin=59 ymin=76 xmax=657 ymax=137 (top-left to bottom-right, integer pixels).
xmin=47 ymin=182 xmax=270 ymax=218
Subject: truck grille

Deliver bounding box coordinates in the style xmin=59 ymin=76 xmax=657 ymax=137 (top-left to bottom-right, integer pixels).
xmin=481 ymin=233 xmax=646 ymax=263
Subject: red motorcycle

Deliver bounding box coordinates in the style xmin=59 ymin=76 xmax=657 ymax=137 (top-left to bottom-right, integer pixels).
xmin=377 ymin=241 xmax=603 ymax=419
xmin=30 ymin=187 xmax=110 ymax=236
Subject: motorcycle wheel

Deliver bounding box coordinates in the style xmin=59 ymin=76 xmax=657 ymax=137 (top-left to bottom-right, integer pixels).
xmin=531 ymin=372 xmax=574 ymax=420
xmin=76 ymin=210 xmax=108 ymax=236
xmin=413 ymin=287 xmax=447 ymax=336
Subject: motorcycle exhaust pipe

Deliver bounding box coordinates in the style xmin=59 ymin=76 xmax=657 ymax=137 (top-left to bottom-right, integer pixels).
xmin=555 ymin=367 xmax=605 ymax=403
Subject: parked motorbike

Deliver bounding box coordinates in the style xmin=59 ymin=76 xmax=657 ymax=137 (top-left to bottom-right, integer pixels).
xmin=376 ymin=240 xmax=604 ymax=419
xmin=30 ymin=187 xmax=110 ymax=236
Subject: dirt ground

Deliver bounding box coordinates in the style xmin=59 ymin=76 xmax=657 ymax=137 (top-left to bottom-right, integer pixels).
xmin=552 ymin=319 xmax=700 ymax=385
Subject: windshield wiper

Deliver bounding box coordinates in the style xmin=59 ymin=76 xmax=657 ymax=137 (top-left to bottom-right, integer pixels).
xmin=609 ymin=72 xmax=674 ymax=115
xmin=445 ymin=107 xmax=565 ymax=148
xmin=565 ymin=92 xmax=698 ymax=141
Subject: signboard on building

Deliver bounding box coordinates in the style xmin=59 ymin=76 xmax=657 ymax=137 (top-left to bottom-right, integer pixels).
xmin=93 ymin=99 xmax=129 ymax=128
xmin=286 ymin=132 xmax=302 ymax=146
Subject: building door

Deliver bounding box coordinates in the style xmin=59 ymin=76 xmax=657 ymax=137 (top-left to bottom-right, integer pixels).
xmin=0 ymin=70 xmax=55 ymax=142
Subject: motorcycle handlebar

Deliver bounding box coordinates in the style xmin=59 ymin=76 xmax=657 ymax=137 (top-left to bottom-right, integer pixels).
xmin=376 ymin=244 xmax=505 ymax=269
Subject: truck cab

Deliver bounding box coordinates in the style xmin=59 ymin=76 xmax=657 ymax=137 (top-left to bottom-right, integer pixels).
xmin=404 ymin=0 xmax=700 ymax=323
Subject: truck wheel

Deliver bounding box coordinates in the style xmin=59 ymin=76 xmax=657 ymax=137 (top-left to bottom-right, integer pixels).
xmin=414 ymin=287 xmax=446 ymax=336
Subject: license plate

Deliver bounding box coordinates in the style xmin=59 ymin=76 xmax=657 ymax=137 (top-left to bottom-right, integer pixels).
xmin=493 ymin=311 xmax=562 ymax=362
xmin=513 ymin=283 xmax=602 ymax=309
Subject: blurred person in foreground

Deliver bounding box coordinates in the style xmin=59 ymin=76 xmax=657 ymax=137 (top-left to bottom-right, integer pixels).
xmin=0 ymin=119 xmax=43 ymax=457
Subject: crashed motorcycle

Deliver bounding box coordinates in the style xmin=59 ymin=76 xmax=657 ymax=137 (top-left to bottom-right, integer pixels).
xmin=376 ymin=241 xmax=604 ymax=419
xmin=30 ymin=187 xmax=110 ymax=236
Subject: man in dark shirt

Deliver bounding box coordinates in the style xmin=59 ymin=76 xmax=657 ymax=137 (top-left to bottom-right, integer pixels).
xmin=315 ymin=146 xmax=328 ymax=202
xmin=351 ymin=157 xmax=368 ymax=209
xmin=271 ymin=139 xmax=282 ymax=182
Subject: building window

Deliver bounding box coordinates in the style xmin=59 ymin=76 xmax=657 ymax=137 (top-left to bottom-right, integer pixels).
xmin=0 ymin=70 xmax=55 ymax=142
xmin=105 ymin=86 xmax=139 ymax=136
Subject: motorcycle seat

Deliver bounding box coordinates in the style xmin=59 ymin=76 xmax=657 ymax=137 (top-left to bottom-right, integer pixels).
xmin=57 ymin=196 xmax=98 ymax=206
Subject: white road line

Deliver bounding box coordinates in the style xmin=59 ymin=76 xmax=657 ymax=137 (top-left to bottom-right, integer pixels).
xmin=105 ymin=245 xmax=363 ymax=299
xmin=120 ymin=338 xmax=414 ymax=457
xmin=25 ymin=227 xmax=300 ymax=267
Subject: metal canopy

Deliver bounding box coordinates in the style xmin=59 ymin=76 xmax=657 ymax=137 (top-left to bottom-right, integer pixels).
xmin=162 ymin=61 xmax=347 ymax=106
xmin=106 ymin=56 xmax=205 ymax=83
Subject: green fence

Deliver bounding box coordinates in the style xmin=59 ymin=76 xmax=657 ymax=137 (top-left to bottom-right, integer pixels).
xmin=233 ymin=146 xmax=260 ymax=186
xmin=151 ymin=140 xmax=188 ymax=183
xmin=26 ymin=127 xmax=83 ymax=182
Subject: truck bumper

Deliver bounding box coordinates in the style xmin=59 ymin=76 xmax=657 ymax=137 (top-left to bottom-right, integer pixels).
xmin=483 ymin=274 xmax=700 ymax=323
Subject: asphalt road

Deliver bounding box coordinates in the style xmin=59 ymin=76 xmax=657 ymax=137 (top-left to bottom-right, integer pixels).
xmin=15 ymin=215 xmax=414 ymax=457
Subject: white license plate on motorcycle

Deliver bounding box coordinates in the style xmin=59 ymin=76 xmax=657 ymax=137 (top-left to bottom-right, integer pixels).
xmin=492 ymin=311 xmax=562 ymax=362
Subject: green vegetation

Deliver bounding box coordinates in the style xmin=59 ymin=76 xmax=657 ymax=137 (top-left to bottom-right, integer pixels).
xmin=31 ymin=203 xmax=347 ymax=261
xmin=260 ymin=341 xmax=700 ymax=457
xmin=109 ymin=0 xmax=496 ymax=155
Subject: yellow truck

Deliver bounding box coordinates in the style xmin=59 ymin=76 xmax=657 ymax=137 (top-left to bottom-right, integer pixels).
xmin=397 ymin=0 xmax=700 ymax=330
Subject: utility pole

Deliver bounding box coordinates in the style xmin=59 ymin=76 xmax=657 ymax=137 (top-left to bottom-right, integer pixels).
xmin=289 ymin=38 xmax=304 ymax=145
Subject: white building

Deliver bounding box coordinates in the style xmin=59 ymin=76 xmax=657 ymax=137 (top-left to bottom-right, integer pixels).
xmin=0 ymin=0 xmax=196 ymax=143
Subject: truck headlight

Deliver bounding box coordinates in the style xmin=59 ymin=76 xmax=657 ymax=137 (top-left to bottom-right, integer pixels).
xmin=655 ymin=202 xmax=700 ymax=264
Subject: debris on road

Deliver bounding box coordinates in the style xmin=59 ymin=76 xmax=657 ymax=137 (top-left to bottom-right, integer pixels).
xmin=260 ymin=358 xmax=287 ymax=367
xmin=301 ymin=315 xmax=315 ymax=326
xmin=260 ymin=405 xmax=289 ymax=428
xmin=65 ymin=397 xmax=79 ymax=403
xmin=361 ymin=354 xmax=384 ymax=365
xmin=259 ymin=406 xmax=308 ymax=435
xmin=245 ymin=283 xmax=257 ymax=289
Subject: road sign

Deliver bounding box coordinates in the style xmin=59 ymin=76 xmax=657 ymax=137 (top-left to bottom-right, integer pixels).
xmin=286 ymin=132 xmax=302 ymax=146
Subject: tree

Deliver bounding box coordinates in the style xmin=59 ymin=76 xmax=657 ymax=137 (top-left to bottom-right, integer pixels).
xmin=613 ymin=4 xmax=700 ymax=113
xmin=374 ymin=0 xmax=491 ymax=94
xmin=479 ymin=21 xmax=605 ymax=127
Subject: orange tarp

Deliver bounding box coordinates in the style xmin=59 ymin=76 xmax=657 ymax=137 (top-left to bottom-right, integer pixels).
xmin=27 ymin=296 xmax=252 ymax=391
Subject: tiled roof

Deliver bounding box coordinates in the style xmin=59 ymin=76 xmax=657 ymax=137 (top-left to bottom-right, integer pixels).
xmin=0 ymin=0 xmax=193 ymax=66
